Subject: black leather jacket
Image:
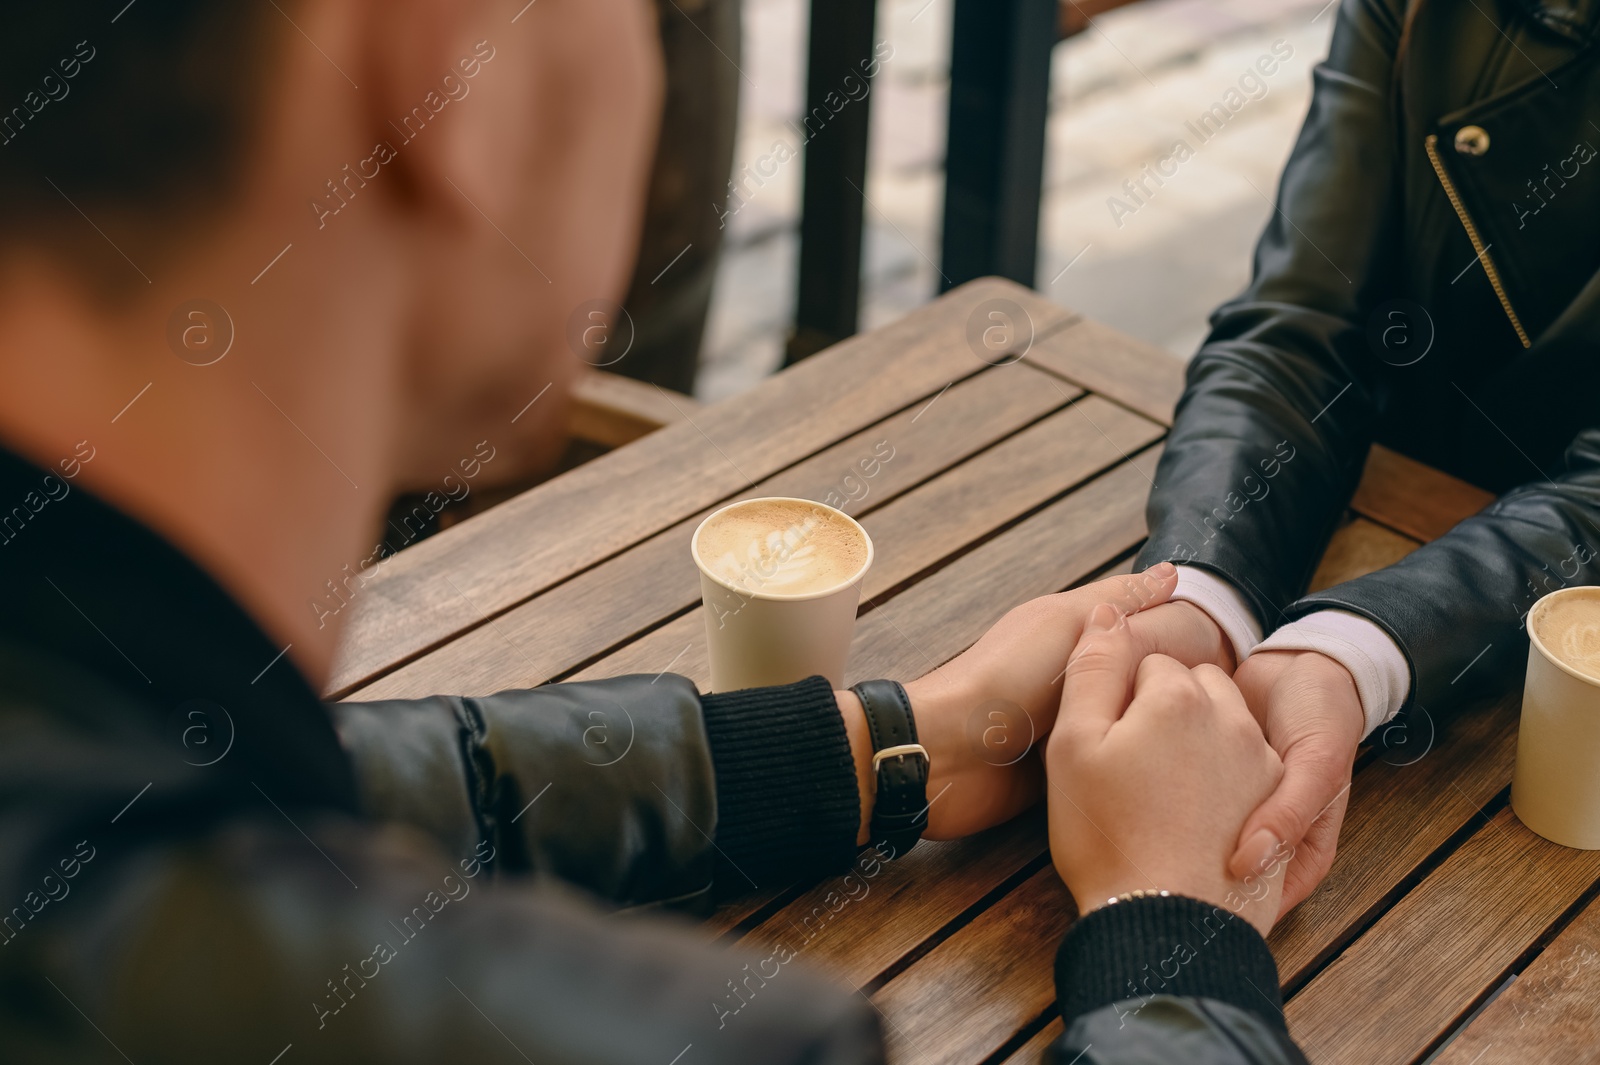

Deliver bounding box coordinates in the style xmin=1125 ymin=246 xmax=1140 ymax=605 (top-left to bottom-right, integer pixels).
xmin=1139 ymin=0 xmax=1600 ymax=728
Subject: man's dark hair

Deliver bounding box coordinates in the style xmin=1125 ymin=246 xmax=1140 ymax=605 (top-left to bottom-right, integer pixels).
xmin=1 ymin=2 xmax=279 ymax=247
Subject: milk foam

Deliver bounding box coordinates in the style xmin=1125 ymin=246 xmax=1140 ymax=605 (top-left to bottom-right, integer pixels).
xmin=1534 ymin=589 xmax=1600 ymax=682
xmin=698 ymin=500 xmax=868 ymax=595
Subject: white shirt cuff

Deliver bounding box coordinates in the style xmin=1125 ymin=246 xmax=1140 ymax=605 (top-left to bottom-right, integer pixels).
xmin=1171 ymin=566 xmax=1264 ymax=663
xmin=1253 ymin=609 xmax=1412 ymax=738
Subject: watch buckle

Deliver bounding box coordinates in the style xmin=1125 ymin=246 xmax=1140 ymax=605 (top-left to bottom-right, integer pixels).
xmin=872 ymin=743 xmax=928 ymax=771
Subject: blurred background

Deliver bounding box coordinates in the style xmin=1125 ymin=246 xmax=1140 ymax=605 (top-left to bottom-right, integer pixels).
xmin=618 ymin=0 xmax=1336 ymax=402
xmin=426 ymin=0 xmax=1338 ymax=540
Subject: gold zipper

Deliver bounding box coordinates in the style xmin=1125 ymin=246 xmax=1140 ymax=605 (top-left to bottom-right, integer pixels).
xmin=1425 ymin=133 xmax=1532 ymax=348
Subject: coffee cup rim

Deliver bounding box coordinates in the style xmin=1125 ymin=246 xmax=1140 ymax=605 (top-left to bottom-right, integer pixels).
xmin=1527 ymin=585 xmax=1600 ymax=688
xmin=691 ymin=496 xmax=875 ymax=602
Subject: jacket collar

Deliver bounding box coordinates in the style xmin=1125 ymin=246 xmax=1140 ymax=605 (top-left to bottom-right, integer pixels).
xmin=1518 ymin=0 xmax=1600 ymax=43
xmin=0 ymin=439 xmax=357 ymax=811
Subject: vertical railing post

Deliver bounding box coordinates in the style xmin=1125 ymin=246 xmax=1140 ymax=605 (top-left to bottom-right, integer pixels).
xmin=784 ymin=0 xmax=879 ymax=364
xmin=940 ymin=0 xmax=1056 ymax=291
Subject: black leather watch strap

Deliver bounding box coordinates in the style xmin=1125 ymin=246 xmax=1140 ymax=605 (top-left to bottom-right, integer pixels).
xmin=850 ymin=679 xmax=928 ymax=858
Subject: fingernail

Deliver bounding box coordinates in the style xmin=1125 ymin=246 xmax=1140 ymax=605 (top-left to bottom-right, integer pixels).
xmin=1236 ymin=829 xmax=1279 ymax=879
xmin=1087 ymin=602 xmax=1119 ymax=632
xmin=1151 ymin=561 xmax=1177 ymax=580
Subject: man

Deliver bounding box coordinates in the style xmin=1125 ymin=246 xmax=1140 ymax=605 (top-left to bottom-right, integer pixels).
xmin=0 ymin=2 xmax=1309 ymax=1062
xmin=1129 ymin=0 xmax=1600 ymax=910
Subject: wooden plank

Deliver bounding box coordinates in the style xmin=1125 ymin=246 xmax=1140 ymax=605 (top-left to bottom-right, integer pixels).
xmin=739 ymin=814 xmax=1046 ymax=990
xmin=844 ymin=454 xmax=1159 ymax=685
xmin=1269 ymin=694 xmax=1519 ymax=988
xmin=698 ymin=890 xmax=790 ymax=943
xmin=345 ymin=365 xmax=1084 ymax=701
xmin=569 ymin=408 xmax=1163 ymax=685
xmin=1028 ymin=330 xmax=1493 ymax=544
xmin=1432 ymin=892 xmax=1600 ymax=1064
xmin=1023 ymin=316 xmax=1185 ymax=426
xmin=1350 ymin=444 xmax=1494 ymax=544
xmin=568 ymin=370 xmax=700 ymax=449
xmin=1285 ymin=808 xmax=1600 ymax=1065
xmin=326 ymin=278 xmax=1075 ymax=697
xmin=998 ymin=1018 xmax=1063 ymax=1065
xmin=1306 ymin=516 xmax=1422 ymax=593
xmin=873 ymin=866 xmax=1075 ymax=1065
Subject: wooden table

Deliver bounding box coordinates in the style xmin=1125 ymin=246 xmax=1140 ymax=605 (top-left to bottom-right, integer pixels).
xmin=328 ymin=279 xmax=1600 ymax=1065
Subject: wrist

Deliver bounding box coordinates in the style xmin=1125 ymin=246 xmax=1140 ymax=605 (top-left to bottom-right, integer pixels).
xmin=1071 ymin=874 xmax=1229 ymax=916
xmin=902 ymin=672 xmax=969 ymax=767
xmin=1171 ymin=600 xmax=1239 ymax=672
xmin=839 ymin=680 xmax=936 ymax=852
xmin=834 ymin=688 xmax=875 ymax=847
xmin=1248 ymin=648 xmax=1364 ymax=732
xmin=903 ymin=672 xmax=977 ymax=815
xmin=1071 ymin=874 xmax=1276 ymax=937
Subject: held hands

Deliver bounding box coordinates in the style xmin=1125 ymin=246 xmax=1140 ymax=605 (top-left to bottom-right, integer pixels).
xmin=868 ymin=556 xmax=1361 ymax=925
xmin=1047 ymin=604 xmax=1286 ymax=936
xmin=879 ymin=564 xmax=1243 ymax=842
xmin=855 ymin=555 xmax=1360 ymax=931
xmin=895 ymin=564 xmax=1183 ymax=841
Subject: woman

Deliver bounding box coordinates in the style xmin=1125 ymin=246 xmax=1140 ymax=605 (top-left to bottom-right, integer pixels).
xmin=1129 ymin=0 xmax=1600 ymax=915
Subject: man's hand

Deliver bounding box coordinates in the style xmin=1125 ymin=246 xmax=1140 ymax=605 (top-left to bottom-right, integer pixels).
xmin=1047 ymin=604 xmax=1285 ymax=935
xmin=1228 ymin=649 xmax=1365 ymax=915
xmin=854 ymin=564 xmax=1180 ymax=843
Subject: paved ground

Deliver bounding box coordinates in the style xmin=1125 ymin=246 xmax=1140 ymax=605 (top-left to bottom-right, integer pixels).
xmin=696 ymin=0 xmax=1338 ymax=402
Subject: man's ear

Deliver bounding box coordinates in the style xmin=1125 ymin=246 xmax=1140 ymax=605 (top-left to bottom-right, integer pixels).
xmin=355 ymin=0 xmax=518 ymax=230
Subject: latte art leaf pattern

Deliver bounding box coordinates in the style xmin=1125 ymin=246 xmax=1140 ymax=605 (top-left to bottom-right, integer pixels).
xmin=1533 ymin=589 xmax=1600 ymax=683
xmin=714 ymin=519 xmax=822 ymax=592
xmin=1555 ymin=621 xmax=1600 ymax=681
xmin=697 ymin=498 xmax=869 ymax=597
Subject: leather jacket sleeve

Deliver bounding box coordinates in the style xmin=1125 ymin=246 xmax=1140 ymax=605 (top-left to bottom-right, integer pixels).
xmin=1136 ymin=0 xmax=1404 ymax=618
xmin=17 ymin=815 xmax=882 ymax=1065
xmin=1295 ymin=427 xmax=1600 ymax=716
xmin=331 ymin=672 xmax=862 ymax=910
xmin=332 ymin=675 xmax=719 ymax=911
xmin=2 ymin=670 xmax=881 ymax=1065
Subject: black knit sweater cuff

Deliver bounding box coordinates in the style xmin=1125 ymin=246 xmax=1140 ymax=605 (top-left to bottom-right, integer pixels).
xmin=700 ymin=675 xmax=860 ymax=890
xmin=1055 ymin=894 xmax=1286 ymax=1032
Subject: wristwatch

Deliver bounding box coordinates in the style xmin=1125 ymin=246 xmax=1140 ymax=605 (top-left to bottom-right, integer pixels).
xmin=849 ymin=679 xmax=929 ymax=858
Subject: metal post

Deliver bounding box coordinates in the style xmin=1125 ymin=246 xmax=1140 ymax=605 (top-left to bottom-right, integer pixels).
xmin=784 ymin=0 xmax=879 ymax=364
xmin=940 ymin=0 xmax=1056 ymax=291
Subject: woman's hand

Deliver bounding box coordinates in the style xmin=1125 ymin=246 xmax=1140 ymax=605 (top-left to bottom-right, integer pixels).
xmin=1045 ymin=603 xmax=1287 ymax=936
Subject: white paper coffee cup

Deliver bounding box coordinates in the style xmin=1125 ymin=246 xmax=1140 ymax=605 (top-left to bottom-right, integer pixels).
xmin=1511 ymin=586 xmax=1600 ymax=849
xmin=691 ymin=497 xmax=873 ymax=692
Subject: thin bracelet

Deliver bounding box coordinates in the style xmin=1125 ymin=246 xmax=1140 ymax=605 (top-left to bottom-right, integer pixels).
xmin=1103 ymin=888 xmax=1171 ymax=907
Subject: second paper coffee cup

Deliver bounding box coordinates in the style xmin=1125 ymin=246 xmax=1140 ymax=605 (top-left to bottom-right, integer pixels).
xmin=1512 ymin=585 xmax=1600 ymax=849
